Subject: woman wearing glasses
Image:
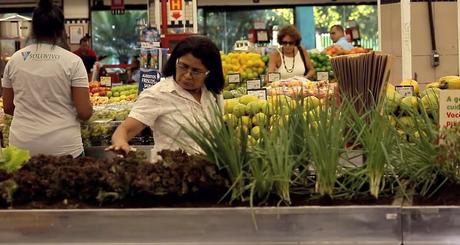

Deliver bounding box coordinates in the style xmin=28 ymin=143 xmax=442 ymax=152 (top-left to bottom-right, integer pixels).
xmin=107 ymin=36 xmax=225 ymax=163
xmin=268 ymin=25 xmax=315 ymax=79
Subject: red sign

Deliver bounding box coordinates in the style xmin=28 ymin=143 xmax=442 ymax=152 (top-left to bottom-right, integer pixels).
xmin=172 ymin=11 xmax=182 ymax=20
xmin=111 ymin=0 xmax=125 ymax=10
xmin=170 ymin=0 xmax=182 ymax=11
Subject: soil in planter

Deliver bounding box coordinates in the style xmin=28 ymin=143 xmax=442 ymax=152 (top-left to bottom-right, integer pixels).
xmin=413 ymin=182 xmax=460 ymax=205
xmin=9 ymin=192 xmax=394 ymax=209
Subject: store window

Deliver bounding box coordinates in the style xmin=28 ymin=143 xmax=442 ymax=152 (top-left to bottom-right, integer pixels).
xmin=314 ymin=5 xmax=378 ymax=50
xmin=92 ymin=10 xmax=147 ymax=65
xmin=198 ymin=8 xmax=294 ymax=53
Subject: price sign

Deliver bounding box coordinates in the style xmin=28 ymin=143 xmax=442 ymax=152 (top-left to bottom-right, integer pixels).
xmin=228 ymin=73 xmax=241 ymax=84
xmin=100 ymin=76 xmax=112 ymax=87
xmin=247 ymin=88 xmax=267 ymax=100
xmin=267 ymin=72 xmax=281 ymax=83
xmin=317 ymin=72 xmax=329 ymax=81
xmin=395 ymin=85 xmax=414 ymax=97
xmin=246 ymin=79 xmax=261 ymax=90
xmin=439 ymin=90 xmax=460 ymax=128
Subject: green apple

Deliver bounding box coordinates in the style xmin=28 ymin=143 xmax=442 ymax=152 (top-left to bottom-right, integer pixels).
xmin=240 ymin=115 xmax=252 ymax=127
xmin=303 ymin=96 xmax=320 ymax=111
xmin=223 ymin=114 xmax=238 ymax=128
xmin=400 ymin=96 xmax=419 ymax=114
xmin=252 ymin=112 xmax=268 ymax=127
xmin=246 ymin=101 xmax=261 ymax=116
xmin=251 ymin=126 xmax=261 ymax=139
xmin=233 ymin=103 xmax=247 ymax=117
xmin=224 ymin=99 xmax=239 ymax=114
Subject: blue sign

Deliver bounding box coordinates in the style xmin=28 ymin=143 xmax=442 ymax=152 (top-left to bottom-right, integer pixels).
xmin=139 ymin=68 xmax=162 ymax=93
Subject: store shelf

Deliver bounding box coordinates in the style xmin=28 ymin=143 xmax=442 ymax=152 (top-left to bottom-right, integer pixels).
xmin=0 ymin=206 xmax=402 ymax=244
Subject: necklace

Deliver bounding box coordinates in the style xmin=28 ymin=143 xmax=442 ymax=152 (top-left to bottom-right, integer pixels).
xmin=282 ymin=47 xmax=295 ymax=73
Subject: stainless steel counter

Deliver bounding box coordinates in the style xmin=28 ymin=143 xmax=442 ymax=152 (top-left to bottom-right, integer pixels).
xmin=0 ymin=206 xmax=402 ymax=244
xmin=402 ymin=206 xmax=460 ymax=244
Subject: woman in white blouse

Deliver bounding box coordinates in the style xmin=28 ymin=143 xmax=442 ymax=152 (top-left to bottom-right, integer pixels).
xmin=107 ymin=36 xmax=225 ymax=163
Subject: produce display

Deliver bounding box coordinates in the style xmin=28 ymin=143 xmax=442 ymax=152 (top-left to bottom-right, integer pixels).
xmin=81 ymin=104 xmax=153 ymax=147
xmin=268 ymin=79 xmax=337 ymax=98
xmin=0 ymin=76 xmax=460 ymax=207
xmin=2 ymin=43 xmax=460 ymax=209
xmin=383 ymin=75 xmax=460 ymax=138
xmin=308 ymin=52 xmax=332 ymax=73
xmin=221 ymin=51 xmax=266 ymax=82
xmin=89 ymin=81 xmax=138 ymax=106
xmin=324 ymin=46 xmax=368 ymax=56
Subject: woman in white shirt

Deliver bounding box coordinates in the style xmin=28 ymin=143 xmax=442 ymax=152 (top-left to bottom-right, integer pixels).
xmin=107 ymin=36 xmax=225 ymax=163
xmin=2 ymin=0 xmax=93 ymax=157
xmin=268 ymin=25 xmax=315 ymax=79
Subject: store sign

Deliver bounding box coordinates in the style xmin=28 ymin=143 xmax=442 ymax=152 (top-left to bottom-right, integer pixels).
xmin=247 ymin=88 xmax=267 ymax=100
xmin=395 ymin=85 xmax=414 ymax=97
xmin=111 ymin=0 xmax=125 ymax=14
xmin=170 ymin=0 xmax=183 ymax=10
xmin=140 ymin=42 xmax=160 ymax=49
xmin=139 ymin=69 xmax=162 ymax=93
xmin=254 ymin=20 xmax=265 ymax=29
xmin=100 ymin=76 xmax=112 ymax=87
xmin=228 ymin=73 xmax=241 ymax=84
xmin=317 ymin=72 xmax=329 ymax=81
xmin=170 ymin=0 xmax=183 ymax=20
xmin=246 ymin=79 xmax=261 ymax=90
xmin=267 ymin=72 xmax=281 ymax=83
xmin=439 ymin=90 xmax=460 ymax=128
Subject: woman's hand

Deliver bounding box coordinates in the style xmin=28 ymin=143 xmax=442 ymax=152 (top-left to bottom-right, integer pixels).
xmin=106 ymin=117 xmax=147 ymax=155
xmin=105 ymin=141 xmax=132 ymax=155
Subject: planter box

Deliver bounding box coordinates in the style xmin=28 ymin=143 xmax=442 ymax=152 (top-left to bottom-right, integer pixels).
xmin=0 ymin=206 xmax=401 ymax=244
xmin=402 ymin=206 xmax=460 ymax=245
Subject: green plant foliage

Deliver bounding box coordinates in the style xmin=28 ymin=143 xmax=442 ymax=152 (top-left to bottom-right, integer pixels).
xmin=180 ymin=106 xmax=249 ymax=203
xmin=314 ymin=5 xmax=378 ymax=43
xmin=0 ymin=146 xmax=30 ymax=173
xmin=92 ymin=10 xmax=147 ymax=64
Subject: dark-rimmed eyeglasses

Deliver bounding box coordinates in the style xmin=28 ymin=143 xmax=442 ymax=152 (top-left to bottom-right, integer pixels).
xmin=280 ymin=41 xmax=295 ymax=46
xmin=176 ymin=60 xmax=210 ymax=79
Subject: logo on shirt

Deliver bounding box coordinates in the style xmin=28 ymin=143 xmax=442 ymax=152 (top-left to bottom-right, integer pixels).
xmin=28 ymin=53 xmax=61 ymax=61
xmin=21 ymin=52 xmax=61 ymax=61
xmin=21 ymin=51 xmax=31 ymax=61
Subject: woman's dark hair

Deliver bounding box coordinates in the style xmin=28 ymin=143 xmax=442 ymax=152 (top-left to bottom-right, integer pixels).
xmin=32 ymin=0 xmax=65 ymax=45
xmin=277 ymin=25 xmax=301 ymax=46
xmin=163 ymin=35 xmax=225 ymax=94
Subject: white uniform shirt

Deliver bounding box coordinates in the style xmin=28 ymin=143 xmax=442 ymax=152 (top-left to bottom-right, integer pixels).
xmin=276 ymin=48 xmax=306 ymax=79
xmin=129 ymin=76 xmax=223 ymax=163
xmin=2 ymin=43 xmax=88 ymax=157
